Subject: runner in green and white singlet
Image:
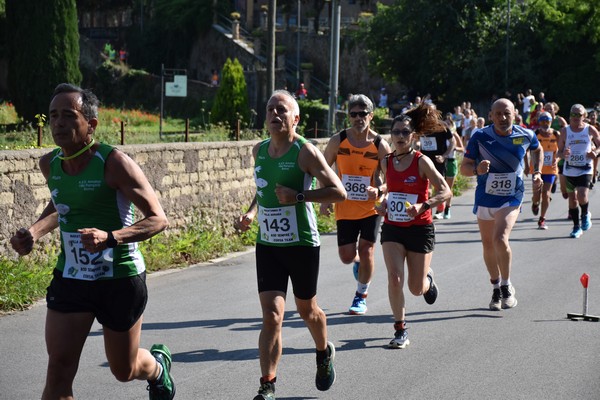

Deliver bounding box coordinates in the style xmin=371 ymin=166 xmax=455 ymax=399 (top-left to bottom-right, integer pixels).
xmin=10 ymin=84 xmax=174 ymax=400
xmin=235 ymin=90 xmax=346 ymax=400
xmin=254 ymin=135 xmax=319 ymax=247
xmin=49 ymin=142 xmax=145 ymax=280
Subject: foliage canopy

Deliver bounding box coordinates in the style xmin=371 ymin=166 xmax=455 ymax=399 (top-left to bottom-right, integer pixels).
xmin=6 ymin=0 xmax=81 ymax=123
xmin=364 ymin=0 xmax=600 ymax=110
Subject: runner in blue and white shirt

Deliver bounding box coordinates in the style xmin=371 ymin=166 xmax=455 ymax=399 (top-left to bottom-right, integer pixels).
xmin=460 ymin=98 xmax=543 ymax=312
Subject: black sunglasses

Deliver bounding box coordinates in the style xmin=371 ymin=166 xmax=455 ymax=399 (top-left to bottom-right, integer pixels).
xmin=390 ymin=129 xmax=413 ymax=136
xmin=349 ymin=111 xmax=370 ymax=118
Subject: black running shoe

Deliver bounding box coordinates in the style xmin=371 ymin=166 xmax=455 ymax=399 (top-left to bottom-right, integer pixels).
xmin=388 ymin=329 xmax=410 ymax=349
xmin=489 ymin=288 xmax=502 ymax=311
xmin=423 ymin=270 xmax=438 ymax=305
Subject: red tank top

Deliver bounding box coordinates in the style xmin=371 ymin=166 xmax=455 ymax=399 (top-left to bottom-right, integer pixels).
xmin=384 ymin=151 xmax=432 ymax=226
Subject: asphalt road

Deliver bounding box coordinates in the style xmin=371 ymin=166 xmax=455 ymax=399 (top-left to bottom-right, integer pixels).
xmin=1 ymin=179 xmax=599 ymax=400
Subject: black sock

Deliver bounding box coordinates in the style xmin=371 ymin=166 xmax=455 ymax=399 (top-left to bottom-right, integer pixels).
xmin=570 ymin=208 xmax=580 ymax=226
xmin=581 ymin=202 xmax=589 ymax=217
xmin=316 ymin=347 xmax=329 ymax=364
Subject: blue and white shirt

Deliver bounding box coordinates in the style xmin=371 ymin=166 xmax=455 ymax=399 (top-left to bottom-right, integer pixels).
xmin=465 ymin=124 xmax=539 ymax=211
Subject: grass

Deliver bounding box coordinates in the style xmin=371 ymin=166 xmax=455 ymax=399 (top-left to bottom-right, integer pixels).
xmin=0 ymin=210 xmax=336 ymax=313
xmin=0 ymin=246 xmax=56 ymax=312
xmin=0 ymin=102 xmax=266 ymax=149
xmin=451 ymin=159 xmax=471 ymax=197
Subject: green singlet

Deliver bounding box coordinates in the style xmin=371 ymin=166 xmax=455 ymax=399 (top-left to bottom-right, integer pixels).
xmin=48 ymin=143 xmax=145 ymax=280
xmin=254 ymin=136 xmax=319 ymax=247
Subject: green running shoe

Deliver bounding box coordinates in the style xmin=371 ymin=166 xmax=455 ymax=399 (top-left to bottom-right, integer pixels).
xmin=147 ymin=344 xmax=176 ymax=400
xmin=253 ymin=381 xmax=275 ymax=400
xmin=315 ymin=341 xmax=336 ymax=391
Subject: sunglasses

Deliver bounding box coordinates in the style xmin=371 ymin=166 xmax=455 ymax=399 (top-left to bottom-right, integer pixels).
xmin=390 ymin=129 xmax=413 ymax=136
xmin=349 ymin=111 xmax=370 ymax=118
xmin=570 ymin=113 xmax=584 ymax=117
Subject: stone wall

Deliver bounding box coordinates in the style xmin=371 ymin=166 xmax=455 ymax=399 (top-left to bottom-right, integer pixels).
xmin=0 ymin=139 xmax=328 ymax=255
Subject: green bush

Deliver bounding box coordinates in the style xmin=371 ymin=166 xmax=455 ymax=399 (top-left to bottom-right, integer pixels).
xmin=371 ymin=107 xmax=392 ymax=134
xmin=297 ymin=99 xmax=329 ymax=138
xmin=211 ymin=58 xmax=251 ymax=138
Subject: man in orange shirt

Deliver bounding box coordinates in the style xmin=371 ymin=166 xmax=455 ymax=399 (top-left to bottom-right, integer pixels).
xmin=321 ymin=94 xmax=391 ymax=314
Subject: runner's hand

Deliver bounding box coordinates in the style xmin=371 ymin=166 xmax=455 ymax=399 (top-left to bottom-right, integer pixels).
xmin=10 ymin=228 xmax=34 ymax=256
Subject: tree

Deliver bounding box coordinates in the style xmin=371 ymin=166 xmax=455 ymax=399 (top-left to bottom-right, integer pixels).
xmin=364 ymin=0 xmax=600 ymax=110
xmin=6 ymin=0 xmax=81 ymax=123
xmin=364 ymin=1 xmax=498 ymax=108
xmin=127 ymin=0 xmax=233 ymax=73
xmin=211 ymin=58 xmax=250 ymax=136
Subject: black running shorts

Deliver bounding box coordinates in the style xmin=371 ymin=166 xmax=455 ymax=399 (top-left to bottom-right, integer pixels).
xmin=46 ymin=269 xmax=148 ymax=332
xmin=380 ymin=223 xmax=435 ymax=254
xmin=255 ymin=243 xmax=320 ymax=300
xmin=336 ymin=214 xmax=382 ymax=246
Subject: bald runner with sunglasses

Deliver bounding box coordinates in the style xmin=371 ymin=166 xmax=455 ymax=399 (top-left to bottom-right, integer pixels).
xmin=321 ymin=94 xmax=391 ymax=315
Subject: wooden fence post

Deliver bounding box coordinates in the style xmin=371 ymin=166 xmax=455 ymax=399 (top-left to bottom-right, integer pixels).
xmin=185 ymin=118 xmax=190 ymax=142
xmin=120 ymin=121 xmax=125 ymax=145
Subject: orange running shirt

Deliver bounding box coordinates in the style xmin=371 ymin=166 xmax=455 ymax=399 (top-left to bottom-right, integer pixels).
xmin=532 ymin=130 xmax=559 ymax=175
xmin=334 ymin=130 xmax=382 ymax=220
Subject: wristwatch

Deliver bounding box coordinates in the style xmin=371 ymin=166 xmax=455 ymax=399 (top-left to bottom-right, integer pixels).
xmin=421 ymin=202 xmax=431 ymax=211
xmin=296 ymin=192 xmax=305 ymax=203
xmin=106 ymin=231 xmax=118 ymax=248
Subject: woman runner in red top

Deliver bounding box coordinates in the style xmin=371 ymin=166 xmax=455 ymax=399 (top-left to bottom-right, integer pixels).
xmin=376 ymin=103 xmax=452 ymax=349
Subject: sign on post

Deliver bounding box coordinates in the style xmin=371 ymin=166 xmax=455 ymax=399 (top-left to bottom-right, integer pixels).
xmin=160 ymin=65 xmax=188 ymax=139
xmin=166 ymin=75 xmax=187 ymax=97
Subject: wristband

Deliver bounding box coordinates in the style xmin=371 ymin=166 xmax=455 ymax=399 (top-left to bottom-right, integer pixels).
xmin=106 ymin=231 xmax=118 ymax=248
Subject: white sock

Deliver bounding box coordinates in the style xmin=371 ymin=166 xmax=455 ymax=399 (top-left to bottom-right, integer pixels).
xmin=154 ymin=362 xmax=163 ymax=382
xmin=501 ymin=278 xmax=511 ymax=287
xmin=357 ymin=281 xmax=370 ymax=295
